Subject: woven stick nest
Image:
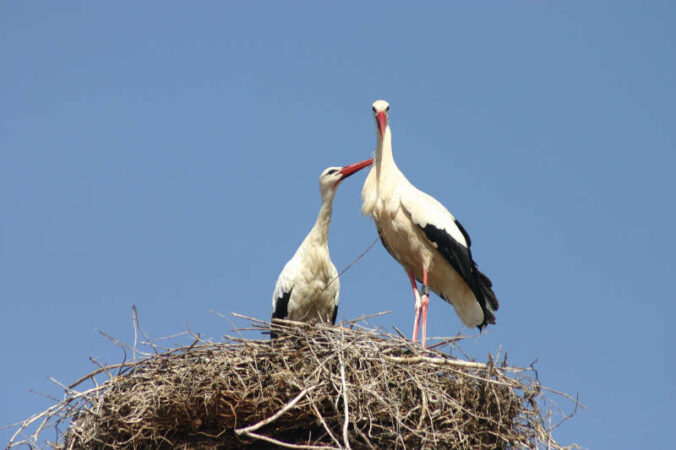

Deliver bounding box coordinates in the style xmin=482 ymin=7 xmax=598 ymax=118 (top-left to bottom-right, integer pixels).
xmin=8 ymin=314 xmax=578 ymax=449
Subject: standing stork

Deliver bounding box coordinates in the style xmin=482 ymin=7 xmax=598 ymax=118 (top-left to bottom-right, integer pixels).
xmin=271 ymin=158 xmax=373 ymax=338
xmin=361 ymin=100 xmax=498 ymax=348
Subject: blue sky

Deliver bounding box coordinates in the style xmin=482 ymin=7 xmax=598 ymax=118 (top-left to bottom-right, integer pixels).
xmin=2 ymin=2 xmax=674 ymax=448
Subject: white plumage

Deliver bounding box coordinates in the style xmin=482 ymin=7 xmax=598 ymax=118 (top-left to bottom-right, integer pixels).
xmin=271 ymin=159 xmax=373 ymax=337
xmin=362 ymin=100 xmax=498 ymax=347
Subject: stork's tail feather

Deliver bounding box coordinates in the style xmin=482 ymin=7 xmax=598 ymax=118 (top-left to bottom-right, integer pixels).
xmin=478 ymin=271 xmax=499 ymax=311
xmin=476 ymin=270 xmax=498 ymax=328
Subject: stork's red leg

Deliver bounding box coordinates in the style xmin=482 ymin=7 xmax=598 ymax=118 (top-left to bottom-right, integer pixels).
xmin=421 ymin=268 xmax=430 ymax=349
xmin=407 ymin=270 xmax=421 ymax=342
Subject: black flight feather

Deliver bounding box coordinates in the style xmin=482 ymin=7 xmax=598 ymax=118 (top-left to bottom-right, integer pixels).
xmin=418 ymin=220 xmax=497 ymax=329
xmin=330 ymin=303 xmax=338 ymax=325
xmin=271 ymin=287 xmax=292 ymax=339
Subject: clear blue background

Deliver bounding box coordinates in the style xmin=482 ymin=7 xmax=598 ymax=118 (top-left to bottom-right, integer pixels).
xmin=2 ymin=2 xmax=674 ymax=448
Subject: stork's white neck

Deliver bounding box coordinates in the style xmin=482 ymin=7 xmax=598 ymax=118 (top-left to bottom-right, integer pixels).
xmin=306 ymin=196 xmax=334 ymax=246
xmin=375 ymin=126 xmax=398 ymax=179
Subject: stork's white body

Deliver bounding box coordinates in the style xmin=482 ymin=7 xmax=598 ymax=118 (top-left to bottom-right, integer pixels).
xmin=362 ymin=165 xmax=483 ymax=327
xmin=362 ymin=100 xmax=497 ymax=345
xmin=271 ymin=159 xmax=373 ymax=335
xmin=272 ymin=201 xmax=340 ymax=325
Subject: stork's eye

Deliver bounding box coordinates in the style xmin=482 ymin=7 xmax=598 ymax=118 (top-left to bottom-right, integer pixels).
xmin=327 ymin=169 xmax=338 ymax=175
xmin=386 ymin=105 xmax=390 ymax=112
xmin=372 ymin=106 xmax=377 ymax=113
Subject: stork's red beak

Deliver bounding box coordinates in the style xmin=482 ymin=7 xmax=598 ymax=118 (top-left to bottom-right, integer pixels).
xmin=376 ymin=111 xmax=387 ymax=139
xmin=339 ymin=158 xmax=374 ymax=179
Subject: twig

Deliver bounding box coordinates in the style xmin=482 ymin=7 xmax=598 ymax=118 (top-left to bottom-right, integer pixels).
xmin=132 ymin=305 xmax=139 ymax=360
xmin=230 ymin=312 xmax=270 ymax=324
xmin=8 ymin=384 xmax=106 ymax=447
xmin=338 ymin=310 xmax=391 ymax=326
xmin=426 ymin=334 xmax=470 ymax=350
xmin=132 ymin=304 xmax=160 ymax=355
xmin=382 ymin=354 xmax=527 ymax=372
xmin=96 ymin=328 xmax=129 ymax=363
xmin=68 ymin=360 xmax=141 ymax=389
xmin=239 ymin=431 xmax=339 ymax=449
xmin=185 ymin=321 xmax=204 ymax=344
xmin=28 ymin=389 xmax=60 ymax=403
xmin=540 ymin=387 xmax=586 ymax=410
xmin=235 ymin=386 xmax=317 ymax=435
xmin=326 ymin=237 xmax=379 ymax=289
xmin=337 ymin=335 xmax=352 ymax=449
xmin=311 ymin=404 xmax=342 ymax=448
xmin=392 ymin=326 xmax=408 ymax=340
xmin=48 ymin=377 xmax=78 ymax=395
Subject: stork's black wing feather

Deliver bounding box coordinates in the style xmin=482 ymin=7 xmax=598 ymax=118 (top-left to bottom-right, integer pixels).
xmin=271 ymin=288 xmax=292 ymax=339
xmin=453 ymin=217 xmax=472 ymax=247
xmin=330 ymin=303 xmax=338 ymax=325
xmin=418 ymin=221 xmax=496 ymax=328
xmin=272 ymin=288 xmax=292 ymax=320
xmin=420 ymin=222 xmax=475 ymax=290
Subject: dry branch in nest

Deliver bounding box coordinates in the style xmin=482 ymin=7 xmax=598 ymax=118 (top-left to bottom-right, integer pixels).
xmin=8 ymin=314 xmax=579 ymax=449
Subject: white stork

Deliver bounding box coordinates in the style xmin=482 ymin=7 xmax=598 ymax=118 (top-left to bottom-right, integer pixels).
xmin=361 ymin=100 xmax=498 ymax=348
xmin=271 ymin=158 xmax=373 ymax=338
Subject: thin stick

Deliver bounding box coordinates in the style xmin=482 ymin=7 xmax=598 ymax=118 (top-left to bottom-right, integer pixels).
xmin=230 ymin=312 xmax=270 ymax=324
xmin=96 ymin=328 xmax=129 ymax=364
xmin=68 ymin=360 xmax=141 ymax=389
xmin=239 ymin=431 xmax=339 ymax=450
xmin=426 ymin=335 xmax=468 ymax=351
xmin=311 ymin=404 xmax=342 ymax=448
xmin=152 ymin=330 xmax=190 ymax=341
xmin=392 ymin=326 xmax=408 ymax=340
xmin=185 ymin=321 xmax=204 ymax=344
xmin=48 ymin=377 xmax=78 ymax=395
xmin=68 ymin=339 xmax=205 ymax=389
xmin=338 ymin=311 xmax=391 ymax=326
xmin=338 ymin=339 xmax=352 ymax=449
xmin=540 ymin=387 xmax=585 ymax=411
xmin=326 ymin=237 xmax=379 ymax=288
xmin=8 ymin=384 xmax=106 ymax=446
xmin=235 ymin=386 xmax=316 ymax=435
xmin=132 ymin=305 xmax=160 ymax=355
xmin=28 ymin=390 xmax=60 ymax=403
xmin=382 ymin=355 xmax=527 ymax=372
xmin=132 ymin=305 xmax=139 ymax=360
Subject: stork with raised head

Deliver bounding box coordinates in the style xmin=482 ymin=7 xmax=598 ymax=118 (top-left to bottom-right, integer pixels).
xmin=361 ymin=100 xmax=498 ymax=348
xmin=271 ymin=158 xmax=373 ymax=338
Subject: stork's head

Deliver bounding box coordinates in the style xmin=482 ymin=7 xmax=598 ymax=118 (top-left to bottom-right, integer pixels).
xmin=319 ymin=158 xmax=373 ymax=201
xmin=372 ymin=99 xmax=390 ymax=140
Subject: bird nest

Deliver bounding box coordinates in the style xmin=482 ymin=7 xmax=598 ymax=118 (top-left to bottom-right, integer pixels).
xmin=8 ymin=314 xmax=579 ymax=449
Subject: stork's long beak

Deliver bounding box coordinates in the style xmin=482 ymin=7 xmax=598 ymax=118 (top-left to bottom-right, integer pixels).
xmin=376 ymin=112 xmax=387 ymax=139
xmin=339 ymin=158 xmax=374 ymax=179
